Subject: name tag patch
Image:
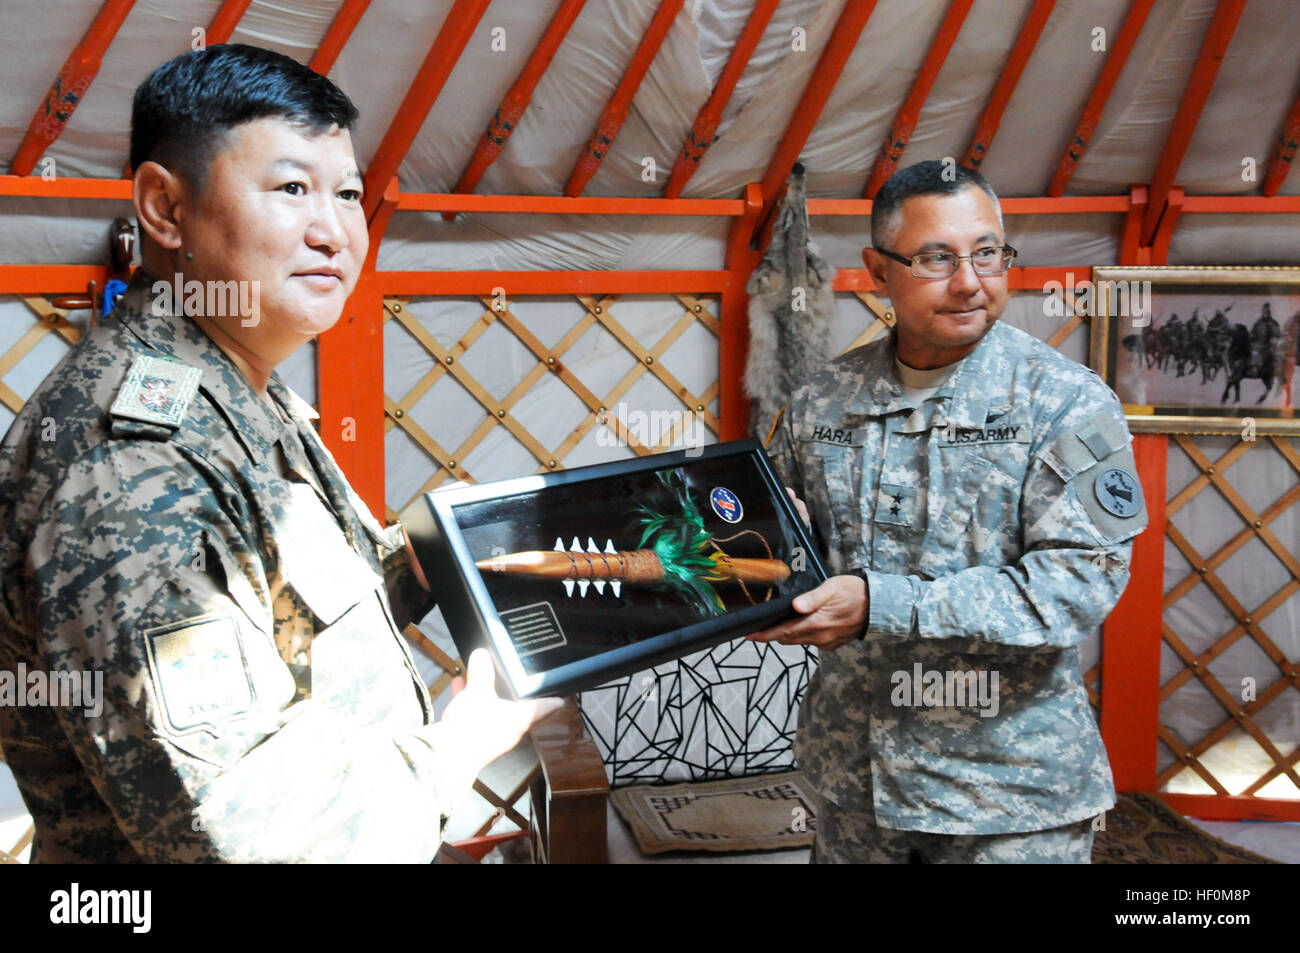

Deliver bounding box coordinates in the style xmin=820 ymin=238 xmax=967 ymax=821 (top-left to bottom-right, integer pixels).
xmin=940 ymin=423 xmax=1030 ymax=447
xmin=804 ymin=425 xmax=866 ymax=447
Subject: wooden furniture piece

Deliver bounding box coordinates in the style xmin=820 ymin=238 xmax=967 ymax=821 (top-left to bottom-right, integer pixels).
xmin=528 ymin=697 xmax=609 ymax=864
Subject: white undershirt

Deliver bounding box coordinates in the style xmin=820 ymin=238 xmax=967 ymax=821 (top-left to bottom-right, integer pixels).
xmin=894 ymin=355 xmax=957 ymax=405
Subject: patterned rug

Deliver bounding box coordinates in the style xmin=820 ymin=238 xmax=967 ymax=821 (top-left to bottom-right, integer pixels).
xmin=1094 ymin=792 xmax=1278 ymax=864
xmin=611 ymin=771 xmax=1279 ymax=862
xmin=611 ymin=772 xmax=817 ymax=853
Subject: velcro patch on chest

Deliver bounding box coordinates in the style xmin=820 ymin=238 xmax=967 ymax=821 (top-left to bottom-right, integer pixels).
xmin=800 ymin=424 xmax=866 ymax=448
xmin=939 ymin=422 xmax=1031 ymax=447
xmin=144 ymin=613 xmax=255 ymax=736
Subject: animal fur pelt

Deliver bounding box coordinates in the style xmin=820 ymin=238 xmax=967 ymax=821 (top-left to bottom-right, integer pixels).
xmin=744 ymin=163 xmax=836 ymax=441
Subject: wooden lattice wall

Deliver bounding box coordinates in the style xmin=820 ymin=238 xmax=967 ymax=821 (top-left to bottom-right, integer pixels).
xmin=1158 ymin=435 xmax=1300 ymax=812
xmin=382 ymin=291 xmax=722 ymax=515
xmin=3 ymin=268 xmax=1298 ymax=860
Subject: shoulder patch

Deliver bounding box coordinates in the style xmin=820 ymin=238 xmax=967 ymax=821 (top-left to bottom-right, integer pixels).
xmin=1040 ymin=408 xmax=1147 ymax=543
xmin=1094 ymin=467 xmax=1143 ymax=518
xmin=1075 ymin=447 xmax=1148 ymax=544
xmin=110 ymin=354 xmax=202 ymax=430
xmin=144 ymin=612 xmax=255 ymax=736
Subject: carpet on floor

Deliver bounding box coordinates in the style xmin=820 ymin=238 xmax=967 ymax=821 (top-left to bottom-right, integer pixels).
xmin=610 ymin=771 xmax=1278 ymax=863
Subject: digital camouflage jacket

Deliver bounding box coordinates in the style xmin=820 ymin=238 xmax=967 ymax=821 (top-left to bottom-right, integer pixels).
xmin=0 ymin=274 xmax=467 ymax=862
xmin=773 ymin=320 xmax=1147 ymax=835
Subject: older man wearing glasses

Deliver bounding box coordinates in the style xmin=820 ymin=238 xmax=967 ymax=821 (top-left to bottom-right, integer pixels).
xmin=750 ymin=160 xmax=1147 ymax=863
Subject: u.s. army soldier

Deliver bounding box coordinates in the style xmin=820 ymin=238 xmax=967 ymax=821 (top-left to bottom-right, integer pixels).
xmin=0 ymin=44 xmax=557 ymax=863
xmin=750 ymin=160 xmax=1147 ymax=863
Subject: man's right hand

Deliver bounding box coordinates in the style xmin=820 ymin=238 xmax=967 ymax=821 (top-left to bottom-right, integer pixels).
xmin=438 ymin=649 xmax=562 ymax=776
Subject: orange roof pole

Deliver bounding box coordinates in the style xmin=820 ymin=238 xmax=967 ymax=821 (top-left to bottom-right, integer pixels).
xmin=959 ymin=0 xmax=1055 ymax=171
xmin=863 ymin=0 xmax=973 ymax=198
xmin=663 ymin=0 xmax=780 ymax=199
xmin=1101 ymin=433 xmax=1166 ymax=793
xmin=758 ymin=0 xmax=878 ymax=208
xmin=9 ymin=0 xmax=136 ymax=177
xmin=563 ymin=0 xmax=686 ymax=197
xmin=205 ymin=0 xmax=253 ymax=43
xmin=1261 ymin=87 xmax=1300 ymax=197
xmin=363 ymin=0 xmax=490 ymax=220
xmin=754 ymin=0 xmax=878 ymax=237
xmin=720 ymin=183 xmax=763 ymax=440
xmin=445 ymin=0 xmax=587 ymax=219
xmin=1139 ymin=0 xmax=1247 ymax=245
xmin=319 ymin=176 xmax=398 ymax=518
xmin=1047 ymin=0 xmax=1155 ymax=196
xmin=309 ymin=0 xmax=373 ymax=75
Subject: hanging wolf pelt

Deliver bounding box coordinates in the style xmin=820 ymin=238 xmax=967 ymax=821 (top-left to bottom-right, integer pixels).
xmin=744 ymin=163 xmax=836 ymax=450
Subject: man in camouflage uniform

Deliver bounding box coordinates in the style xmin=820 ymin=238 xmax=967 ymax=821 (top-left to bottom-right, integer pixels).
xmin=751 ymin=161 xmax=1147 ymax=863
xmin=0 ymin=45 xmax=554 ymax=862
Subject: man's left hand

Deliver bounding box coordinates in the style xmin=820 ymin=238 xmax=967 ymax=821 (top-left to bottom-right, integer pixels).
xmin=746 ymin=574 xmax=868 ymax=651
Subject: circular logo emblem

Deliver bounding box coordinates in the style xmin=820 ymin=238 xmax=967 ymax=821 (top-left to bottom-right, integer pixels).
xmin=1095 ymin=467 xmax=1142 ymax=518
xmin=710 ymin=487 xmax=743 ymax=523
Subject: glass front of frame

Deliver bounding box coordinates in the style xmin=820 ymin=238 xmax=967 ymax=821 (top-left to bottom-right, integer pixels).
xmin=1091 ymin=267 xmax=1300 ymax=435
xmin=407 ymin=441 xmax=827 ymax=696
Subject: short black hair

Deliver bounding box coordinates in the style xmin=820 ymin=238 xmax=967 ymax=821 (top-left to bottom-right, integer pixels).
xmin=130 ymin=43 xmax=359 ymax=192
xmin=870 ymin=160 xmax=1002 ymax=249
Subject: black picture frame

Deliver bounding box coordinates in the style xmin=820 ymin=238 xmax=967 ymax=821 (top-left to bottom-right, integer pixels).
xmin=401 ymin=439 xmax=829 ymax=698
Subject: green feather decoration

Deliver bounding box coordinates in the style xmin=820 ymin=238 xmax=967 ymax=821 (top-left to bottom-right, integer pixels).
xmin=634 ymin=470 xmax=727 ymax=617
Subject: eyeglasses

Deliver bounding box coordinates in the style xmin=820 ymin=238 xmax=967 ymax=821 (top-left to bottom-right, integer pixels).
xmin=875 ymin=244 xmax=1017 ymax=279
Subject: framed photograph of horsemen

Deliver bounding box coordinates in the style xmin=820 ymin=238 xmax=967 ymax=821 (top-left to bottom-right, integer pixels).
xmin=1089 ymin=266 xmax=1300 ymax=435
xmin=400 ymin=439 xmax=828 ymax=698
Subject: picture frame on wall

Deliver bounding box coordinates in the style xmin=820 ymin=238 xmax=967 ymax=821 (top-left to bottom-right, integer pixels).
xmin=1089 ymin=266 xmax=1300 ymax=436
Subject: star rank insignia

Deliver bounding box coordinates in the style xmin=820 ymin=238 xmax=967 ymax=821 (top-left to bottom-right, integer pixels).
xmin=111 ymin=353 xmax=202 ymax=428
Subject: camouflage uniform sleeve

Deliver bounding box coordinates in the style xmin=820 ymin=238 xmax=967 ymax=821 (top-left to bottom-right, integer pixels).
xmin=378 ymin=522 xmax=438 ymax=631
xmin=864 ymin=382 xmax=1148 ymax=649
xmin=28 ymin=443 xmax=472 ymax=862
xmin=763 ymin=405 xmax=803 ymax=493
xmin=325 ymin=452 xmax=437 ymax=632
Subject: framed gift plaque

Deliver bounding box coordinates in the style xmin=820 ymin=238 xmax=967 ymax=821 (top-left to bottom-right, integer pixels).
xmin=401 ymin=439 xmax=828 ymax=698
xmin=1089 ymin=266 xmax=1300 ymax=435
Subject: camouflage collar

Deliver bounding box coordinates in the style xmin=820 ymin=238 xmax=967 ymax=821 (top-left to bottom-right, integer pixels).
xmin=850 ymin=321 xmax=1014 ymax=426
xmin=113 ymin=272 xmax=294 ymax=464
xmin=856 ymin=336 xmax=907 ymax=413
xmin=942 ymin=321 xmax=1016 ymax=429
